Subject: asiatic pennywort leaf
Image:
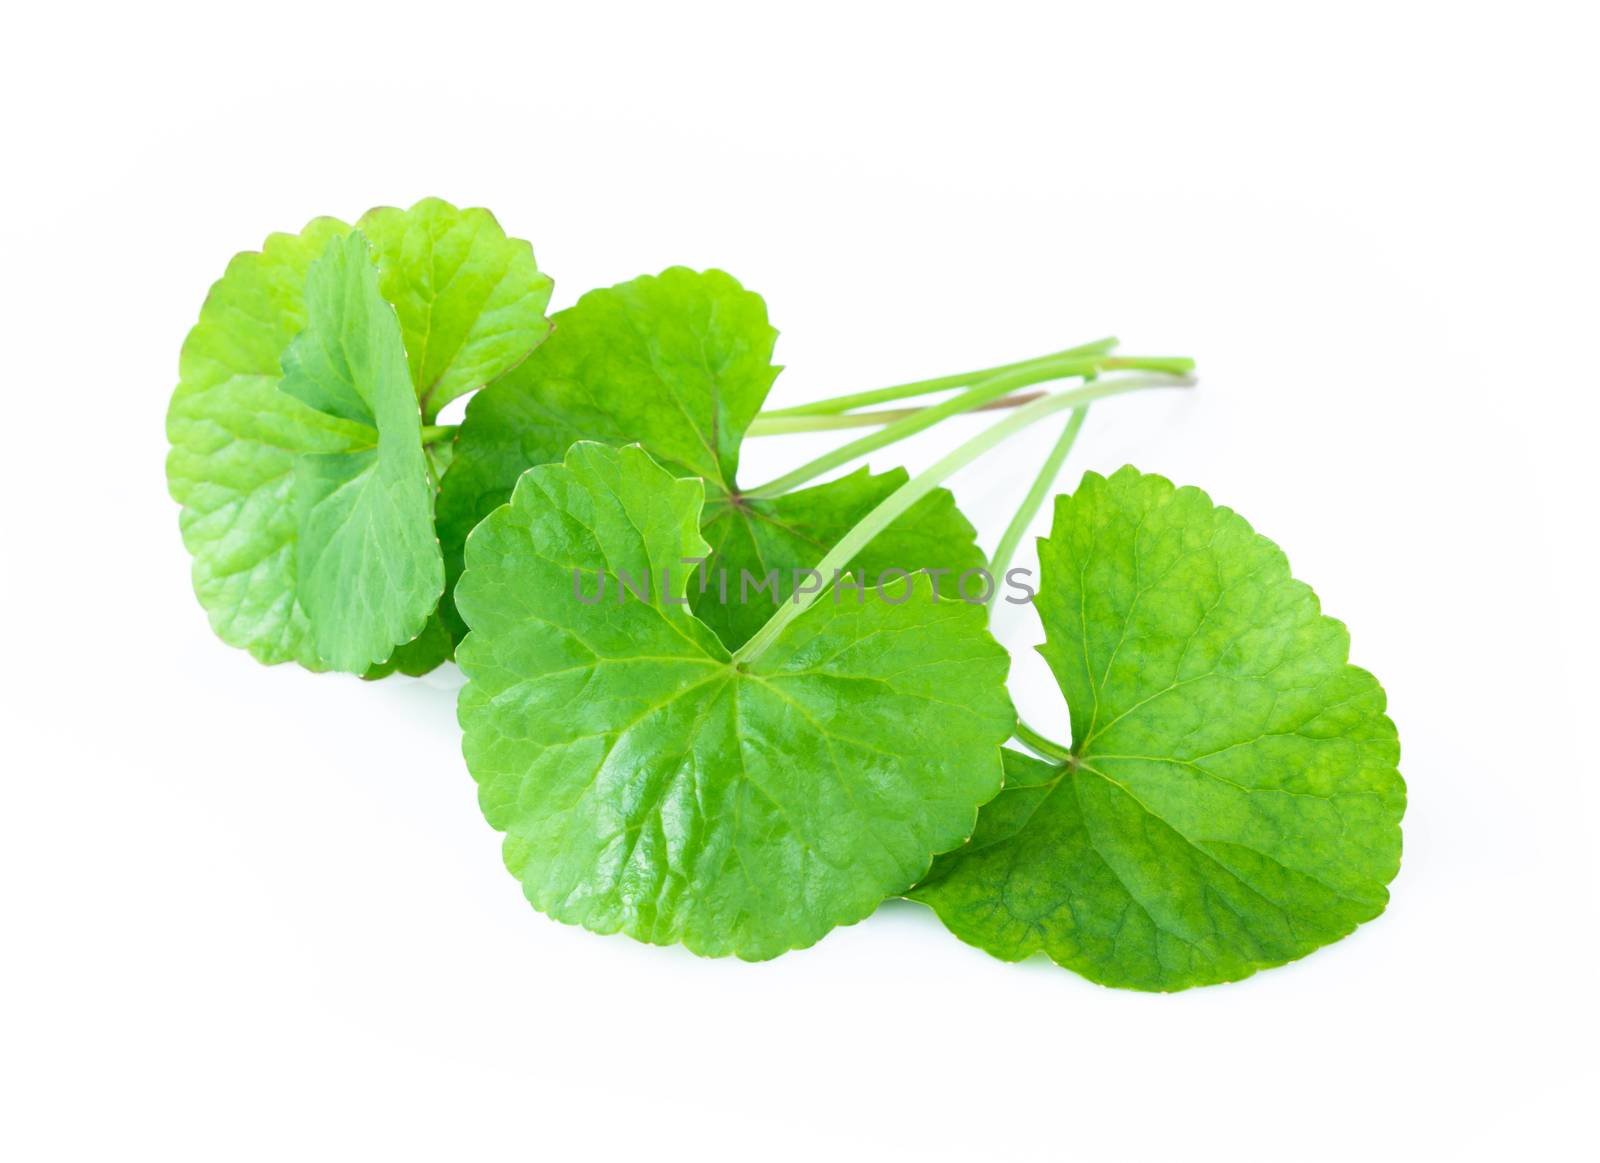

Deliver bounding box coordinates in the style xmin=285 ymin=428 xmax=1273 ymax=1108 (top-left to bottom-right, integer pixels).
xmin=455 ymin=442 xmax=1015 ymax=959
xmin=278 ymin=232 xmax=444 ymax=673
xmin=911 ymin=467 xmax=1405 ymax=990
xmin=166 ymin=199 xmax=552 ymax=672
xmin=436 ymin=268 xmax=983 ymax=648
xmin=357 ymin=197 xmax=553 ymax=422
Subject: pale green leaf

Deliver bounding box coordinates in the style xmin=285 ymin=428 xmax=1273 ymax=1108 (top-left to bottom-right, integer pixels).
xmin=358 ymin=197 xmax=553 ymax=422
xmin=168 ymin=202 xmax=545 ymax=674
xmin=456 ymin=442 xmax=1014 ymax=960
xmin=167 ymin=217 xmax=364 ymax=667
xmin=911 ymin=467 xmax=1405 ymax=990
xmin=280 ymin=232 xmax=444 ymax=673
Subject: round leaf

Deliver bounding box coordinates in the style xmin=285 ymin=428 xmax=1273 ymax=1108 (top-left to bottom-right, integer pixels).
xmin=456 ymin=442 xmax=1014 ymax=960
xmin=167 ymin=216 xmax=360 ymax=667
xmin=357 ymin=197 xmax=553 ymax=422
xmin=168 ymin=201 xmax=551 ymax=674
xmin=912 ymin=467 xmax=1405 ymax=990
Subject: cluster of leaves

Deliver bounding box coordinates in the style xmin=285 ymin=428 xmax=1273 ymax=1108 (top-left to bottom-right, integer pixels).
xmin=168 ymin=200 xmax=1405 ymax=990
xmin=167 ymin=199 xmax=551 ymax=674
xmin=436 ymin=266 xmax=984 ymax=652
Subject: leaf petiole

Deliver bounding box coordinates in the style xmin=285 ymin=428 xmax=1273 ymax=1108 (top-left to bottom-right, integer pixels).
xmin=747 ymin=354 xmax=1191 ymax=497
xmin=986 ymin=406 xmax=1090 ymax=594
xmin=732 ymin=374 xmax=1193 ymax=665
xmin=1013 ymin=720 xmax=1075 ymax=765
xmin=746 ymin=390 xmax=1046 ymax=436
xmin=757 ymin=337 xmax=1120 ymax=418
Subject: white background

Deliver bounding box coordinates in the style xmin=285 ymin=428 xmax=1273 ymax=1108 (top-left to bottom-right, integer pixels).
xmin=4 ymin=3 xmax=1596 ymax=1160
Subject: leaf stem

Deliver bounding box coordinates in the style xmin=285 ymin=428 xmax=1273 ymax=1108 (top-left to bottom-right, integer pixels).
xmin=757 ymin=337 xmax=1121 ymax=419
xmin=732 ymin=374 xmax=1193 ymax=665
xmin=746 ymin=390 xmax=1046 ymax=436
xmin=986 ymin=406 xmax=1089 ymax=595
xmin=747 ymin=355 xmax=1190 ymax=497
xmin=1014 ymin=721 xmax=1075 ymax=765
xmin=419 ymin=424 xmax=457 ymax=445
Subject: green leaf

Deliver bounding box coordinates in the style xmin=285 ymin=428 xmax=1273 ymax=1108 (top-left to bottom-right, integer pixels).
xmin=358 ymin=197 xmax=553 ymax=422
xmin=167 ymin=217 xmax=363 ymax=667
xmin=279 ymin=232 xmax=445 ymax=673
xmin=169 ymin=202 xmax=548 ymax=674
xmin=436 ymin=267 xmax=981 ymax=647
xmin=455 ymin=442 xmax=1014 ymax=960
xmin=362 ymin=613 xmax=454 ymax=680
xmin=911 ymin=467 xmax=1405 ymax=990
xmin=354 ymin=198 xmax=560 ymax=677
xmin=696 ymin=466 xmax=985 ymax=647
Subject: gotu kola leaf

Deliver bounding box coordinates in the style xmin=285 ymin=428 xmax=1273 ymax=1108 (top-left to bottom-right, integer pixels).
xmin=455 ymin=441 xmax=1015 ymax=960
xmin=167 ymin=215 xmax=364 ymax=668
xmin=436 ymin=267 xmax=983 ymax=649
xmin=352 ymin=197 xmax=553 ymax=674
xmin=910 ymin=467 xmax=1405 ymax=990
xmin=277 ymin=231 xmax=444 ymax=673
xmin=356 ymin=197 xmax=553 ymax=423
xmin=166 ymin=199 xmax=552 ymax=672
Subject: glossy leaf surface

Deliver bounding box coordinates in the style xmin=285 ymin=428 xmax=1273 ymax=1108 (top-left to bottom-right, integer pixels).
xmin=912 ymin=467 xmax=1405 ymax=990
xmin=456 ymin=443 xmax=1014 ymax=959
xmin=437 ymin=268 xmax=981 ymax=647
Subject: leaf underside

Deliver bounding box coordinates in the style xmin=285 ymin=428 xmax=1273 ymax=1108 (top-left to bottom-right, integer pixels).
xmin=455 ymin=442 xmax=1015 ymax=960
xmin=279 ymin=232 xmax=444 ymax=673
xmin=911 ymin=467 xmax=1405 ymax=991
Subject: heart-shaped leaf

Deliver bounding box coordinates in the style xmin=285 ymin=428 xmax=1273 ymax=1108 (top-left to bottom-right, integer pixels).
xmin=911 ymin=467 xmax=1405 ymax=990
xmin=455 ymin=442 xmax=1014 ymax=960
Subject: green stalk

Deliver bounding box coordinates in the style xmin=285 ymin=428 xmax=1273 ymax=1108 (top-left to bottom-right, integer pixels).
xmin=732 ymin=375 xmax=1191 ymax=665
xmin=757 ymin=337 xmax=1120 ymax=419
xmin=419 ymin=424 xmax=457 ymax=445
xmin=746 ymin=390 xmax=1045 ymax=436
xmin=985 ymin=406 xmax=1090 ymax=594
xmin=1014 ymin=721 xmax=1075 ymax=765
xmin=748 ymin=359 xmax=1190 ymax=495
